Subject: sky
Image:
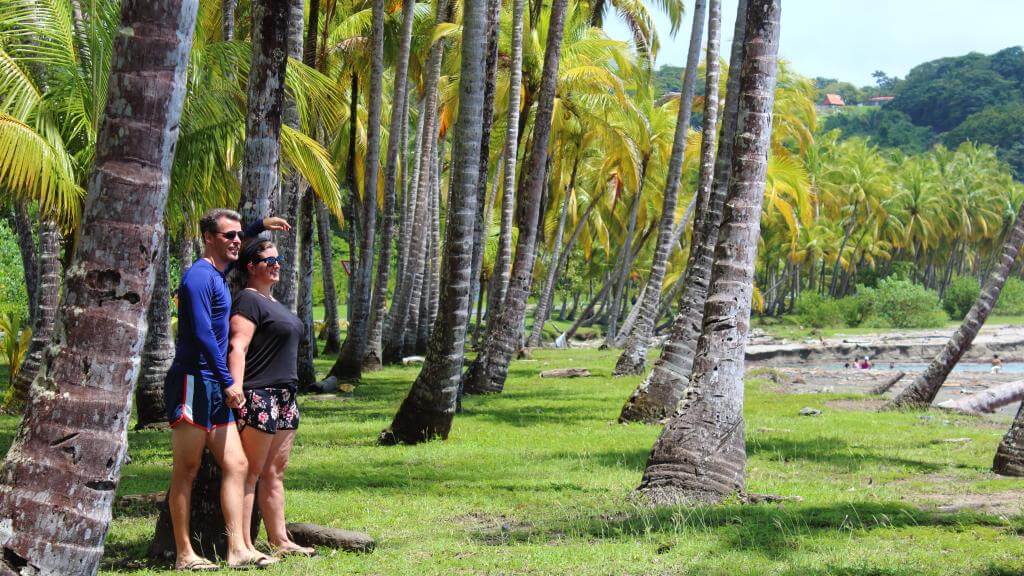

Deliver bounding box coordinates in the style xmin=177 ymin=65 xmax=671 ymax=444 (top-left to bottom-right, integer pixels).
xmin=605 ymin=0 xmax=1024 ymax=87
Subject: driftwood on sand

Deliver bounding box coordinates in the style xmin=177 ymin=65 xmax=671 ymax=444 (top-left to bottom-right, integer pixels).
xmin=869 ymin=371 xmax=905 ymax=395
xmin=936 ymin=379 xmax=1024 ymax=414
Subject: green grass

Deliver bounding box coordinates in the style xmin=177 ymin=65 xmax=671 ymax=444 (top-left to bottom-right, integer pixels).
xmin=1 ymin=349 xmax=1023 ymax=574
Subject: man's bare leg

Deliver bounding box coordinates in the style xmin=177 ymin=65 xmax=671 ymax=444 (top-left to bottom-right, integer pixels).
xmin=239 ymin=426 xmax=275 ymax=554
xmin=207 ymin=424 xmax=273 ymax=566
xmin=169 ymin=424 xmax=211 ymax=568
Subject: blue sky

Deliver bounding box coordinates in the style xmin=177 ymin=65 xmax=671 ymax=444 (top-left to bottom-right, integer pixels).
xmin=605 ymin=0 xmax=1024 ymax=86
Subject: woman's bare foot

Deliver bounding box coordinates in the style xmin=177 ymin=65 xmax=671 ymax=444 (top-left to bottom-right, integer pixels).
xmin=270 ymin=540 xmax=317 ymax=557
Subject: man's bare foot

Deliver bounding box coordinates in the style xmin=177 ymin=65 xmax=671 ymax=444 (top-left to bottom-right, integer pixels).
xmin=175 ymin=555 xmax=219 ymax=571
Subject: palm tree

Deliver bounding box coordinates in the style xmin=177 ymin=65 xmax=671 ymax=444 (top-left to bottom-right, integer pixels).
xmin=994 ymin=402 xmax=1024 ymax=476
xmin=381 ymin=0 xmax=488 ymax=444
xmin=619 ymin=0 xmax=742 ymax=424
xmin=134 ymin=234 xmax=174 ymax=429
xmin=637 ymin=0 xmax=781 ymax=505
xmin=364 ymin=0 xmax=418 ymax=370
xmin=613 ymin=0 xmax=711 ymax=375
xmin=889 ymin=196 xmax=1024 ymax=408
xmin=0 ymin=1 xmax=198 ymax=572
xmin=316 ymin=199 xmax=343 ymax=353
xmin=239 ymin=0 xmax=291 ymax=227
xmin=462 ymin=0 xmax=570 ymax=395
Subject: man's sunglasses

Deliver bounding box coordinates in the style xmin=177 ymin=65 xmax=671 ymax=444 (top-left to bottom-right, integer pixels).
xmin=253 ymin=256 xmax=285 ymax=267
xmin=214 ymin=230 xmax=243 ymax=240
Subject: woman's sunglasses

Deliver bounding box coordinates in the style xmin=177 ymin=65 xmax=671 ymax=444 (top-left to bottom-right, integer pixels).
xmin=253 ymin=256 xmax=285 ymax=267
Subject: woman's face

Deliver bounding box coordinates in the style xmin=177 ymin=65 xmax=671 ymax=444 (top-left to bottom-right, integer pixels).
xmin=248 ymin=246 xmax=280 ymax=285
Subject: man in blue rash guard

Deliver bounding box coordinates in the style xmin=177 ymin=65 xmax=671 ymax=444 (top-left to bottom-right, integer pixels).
xmin=163 ymin=208 xmax=289 ymax=571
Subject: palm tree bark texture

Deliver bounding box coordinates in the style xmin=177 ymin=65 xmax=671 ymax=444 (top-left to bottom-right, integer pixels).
xmin=381 ymin=0 xmax=489 ymax=444
xmin=889 ymin=197 xmax=1024 ymax=408
xmin=238 ymin=0 xmax=290 ymax=230
xmin=8 ymin=219 xmax=62 ymax=413
xmin=637 ymin=0 xmax=781 ymax=505
xmin=462 ymin=0 xmax=570 ymax=395
xmin=613 ymin=0 xmax=711 ymax=375
xmin=619 ymin=0 xmax=745 ymax=424
xmin=364 ymin=0 xmax=418 ymax=371
xmin=0 ymin=1 xmax=198 ymax=573
xmin=134 ymin=234 xmax=175 ymax=429
xmin=332 ymin=0 xmax=386 ymax=380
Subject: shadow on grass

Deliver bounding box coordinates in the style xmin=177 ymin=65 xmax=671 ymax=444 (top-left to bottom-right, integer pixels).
xmin=469 ymin=500 xmax=1008 ymax=560
xmin=747 ymin=436 xmax=944 ymax=473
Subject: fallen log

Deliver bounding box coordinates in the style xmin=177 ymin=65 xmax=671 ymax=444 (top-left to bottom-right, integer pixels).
xmin=936 ymin=379 xmax=1024 ymax=414
xmin=869 ymin=371 xmax=905 ymax=395
xmin=540 ymin=368 xmax=591 ymax=378
xmin=286 ymin=523 xmax=375 ymax=552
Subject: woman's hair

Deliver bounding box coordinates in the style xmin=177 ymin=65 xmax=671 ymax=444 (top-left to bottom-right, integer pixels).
xmin=232 ymin=239 xmax=276 ymax=291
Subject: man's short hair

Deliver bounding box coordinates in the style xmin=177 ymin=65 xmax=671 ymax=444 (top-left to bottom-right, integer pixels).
xmin=199 ymin=209 xmax=242 ymax=237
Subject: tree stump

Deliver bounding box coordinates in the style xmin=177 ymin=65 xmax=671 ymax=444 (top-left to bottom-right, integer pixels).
xmin=149 ymin=450 xmax=261 ymax=562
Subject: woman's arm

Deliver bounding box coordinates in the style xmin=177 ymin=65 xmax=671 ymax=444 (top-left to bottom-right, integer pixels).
xmin=227 ymin=314 xmax=257 ymax=407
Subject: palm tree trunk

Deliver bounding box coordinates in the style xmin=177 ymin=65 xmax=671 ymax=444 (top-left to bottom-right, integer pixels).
xmin=316 ymin=199 xmax=343 ymax=354
xmin=462 ymin=0 xmax=570 ymax=395
xmin=176 ymin=234 xmax=195 ymax=275
xmin=393 ymin=97 xmax=426 ymax=317
xmin=238 ymin=0 xmax=289 ymax=229
xmin=558 ymin=277 xmax=613 ymax=344
xmin=382 ymin=0 xmax=489 ymax=444
xmin=526 ymin=154 xmax=581 ymax=347
xmin=7 ymin=219 xmax=62 ymax=414
xmin=467 ymin=0 xmax=504 ymax=331
xmin=890 ymin=198 xmax=1024 ymax=408
xmin=637 ymin=0 xmax=780 ymax=505
xmin=618 ymin=0 xmax=743 ymax=424
xmin=343 ymin=73 xmax=360 ymax=325
xmin=383 ymin=0 xmax=449 ymax=364
xmin=614 ymin=0 xmax=715 ymax=375
xmin=134 ymin=234 xmax=174 ymax=429
xmin=222 ymin=0 xmax=236 ymax=40
xmin=364 ymin=0 xmax=417 ymax=370
xmin=332 ymin=0 xmax=385 ymax=380
xmin=8 ymin=204 xmax=38 ymax=324
xmin=297 ymin=187 xmax=318 ymax=386
xmin=605 ymin=184 xmax=645 ymax=345
xmin=994 ymin=400 xmax=1024 ymax=475
xmin=271 ymin=0 xmax=307 ymax=311
xmin=0 ymin=2 xmax=196 ymax=572
xmin=481 ymin=0 xmax=527 ymax=343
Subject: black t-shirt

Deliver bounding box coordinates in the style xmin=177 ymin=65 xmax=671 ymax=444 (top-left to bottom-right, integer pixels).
xmin=231 ymin=289 xmax=304 ymax=390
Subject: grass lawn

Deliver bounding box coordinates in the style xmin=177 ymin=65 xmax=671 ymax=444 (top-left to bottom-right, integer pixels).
xmin=1 ymin=349 xmax=1023 ymax=574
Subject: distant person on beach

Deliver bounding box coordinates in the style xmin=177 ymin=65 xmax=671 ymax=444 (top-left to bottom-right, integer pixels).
xmin=859 ymin=356 xmax=872 ymax=369
xmin=991 ymin=354 xmax=1003 ymax=374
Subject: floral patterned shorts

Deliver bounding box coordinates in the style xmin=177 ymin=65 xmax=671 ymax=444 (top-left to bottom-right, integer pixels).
xmin=237 ymin=387 xmax=300 ymax=434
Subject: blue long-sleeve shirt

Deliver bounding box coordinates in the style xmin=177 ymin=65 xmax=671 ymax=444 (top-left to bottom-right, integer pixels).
xmin=171 ymin=220 xmax=264 ymax=388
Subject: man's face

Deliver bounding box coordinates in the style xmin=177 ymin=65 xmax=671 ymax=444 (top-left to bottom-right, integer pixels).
xmin=206 ymin=217 xmax=243 ymax=262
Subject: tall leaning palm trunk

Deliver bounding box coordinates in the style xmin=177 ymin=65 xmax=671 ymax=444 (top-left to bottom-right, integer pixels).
xmin=316 ymin=200 xmax=343 ymax=353
xmin=382 ymin=0 xmax=488 ymax=444
xmin=462 ymin=0 xmax=570 ymax=395
xmin=134 ymin=235 xmax=174 ymax=429
xmin=332 ymin=0 xmax=385 ymax=380
xmin=297 ymin=188 xmax=317 ymax=385
xmin=238 ymin=0 xmax=290 ymax=229
xmin=994 ymin=400 xmax=1024 ymax=475
xmin=364 ymin=0 xmax=418 ymax=370
xmin=889 ymin=200 xmax=1024 ymax=408
xmin=8 ymin=205 xmax=38 ymax=323
xmin=8 ymin=219 xmax=61 ymax=413
xmin=384 ymin=0 xmax=450 ymax=364
xmin=637 ymin=0 xmax=780 ymax=505
xmin=619 ymin=0 xmax=744 ymax=424
xmin=0 ymin=2 xmax=196 ymax=572
xmin=614 ymin=0 xmax=713 ymax=375
xmin=482 ymin=0 xmax=527 ymax=340
xmin=272 ymin=0 xmax=308 ymax=311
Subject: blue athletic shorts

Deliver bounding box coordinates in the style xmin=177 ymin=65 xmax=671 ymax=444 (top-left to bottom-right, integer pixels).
xmin=163 ymin=367 xmax=235 ymax=431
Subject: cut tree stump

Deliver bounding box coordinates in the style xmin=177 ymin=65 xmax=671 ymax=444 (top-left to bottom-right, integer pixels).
xmin=937 ymin=379 xmax=1024 ymax=414
xmin=540 ymin=368 xmax=591 ymax=378
xmin=286 ymin=523 xmax=375 ymax=552
xmin=869 ymin=371 xmax=905 ymax=395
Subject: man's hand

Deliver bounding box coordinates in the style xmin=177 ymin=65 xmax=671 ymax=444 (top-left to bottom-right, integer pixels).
xmin=263 ymin=216 xmax=291 ymax=232
xmin=225 ymin=384 xmax=245 ymax=410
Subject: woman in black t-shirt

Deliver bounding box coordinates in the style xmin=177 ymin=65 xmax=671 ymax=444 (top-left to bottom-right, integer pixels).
xmin=227 ymin=240 xmax=316 ymax=558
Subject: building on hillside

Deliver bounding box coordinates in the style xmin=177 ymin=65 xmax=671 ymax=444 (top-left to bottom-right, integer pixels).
xmin=817 ymin=93 xmax=846 ymax=116
xmin=863 ymin=95 xmax=895 ymax=107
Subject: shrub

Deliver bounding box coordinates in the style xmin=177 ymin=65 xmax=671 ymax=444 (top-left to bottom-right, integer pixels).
xmin=995 ymin=277 xmax=1024 ymax=315
xmin=0 ymin=221 xmax=28 ymax=324
xmin=837 ymin=286 xmax=877 ymax=327
xmin=874 ymin=277 xmax=947 ymax=328
xmin=794 ymin=292 xmax=844 ymax=328
xmin=942 ymin=276 xmax=980 ymax=320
